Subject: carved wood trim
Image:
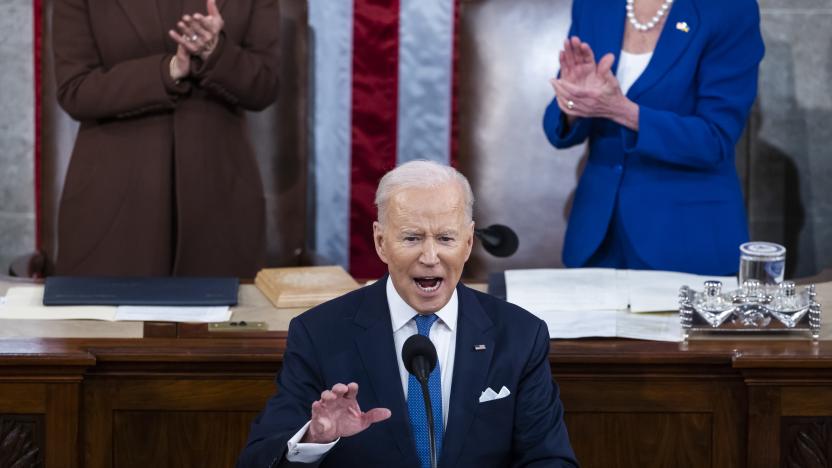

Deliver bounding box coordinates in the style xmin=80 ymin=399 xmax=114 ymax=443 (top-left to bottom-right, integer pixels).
xmin=782 ymin=417 xmax=832 ymax=468
xmin=0 ymin=415 xmax=44 ymax=468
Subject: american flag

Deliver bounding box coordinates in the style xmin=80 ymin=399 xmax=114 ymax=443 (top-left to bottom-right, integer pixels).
xmin=310 ymin=0 xmax=461 ymax=277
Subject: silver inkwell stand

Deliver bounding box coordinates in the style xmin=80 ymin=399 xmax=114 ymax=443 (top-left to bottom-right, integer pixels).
xmin=679 ymin=242 xmax=822 ymax=341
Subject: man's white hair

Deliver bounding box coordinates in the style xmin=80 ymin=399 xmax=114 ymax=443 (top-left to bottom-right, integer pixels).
xmin=375 ymin=160 xmax=474 ymax=224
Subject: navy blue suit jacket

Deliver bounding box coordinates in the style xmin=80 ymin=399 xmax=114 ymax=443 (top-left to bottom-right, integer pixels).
xmin=237 ymin=278 xmax=577 ymax=467
xmin=543 ymin=0 xmax=764 ymax=275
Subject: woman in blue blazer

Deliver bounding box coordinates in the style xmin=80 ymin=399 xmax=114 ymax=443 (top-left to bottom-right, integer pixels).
xmin=543 ymin=0 xmax=764 ymax=275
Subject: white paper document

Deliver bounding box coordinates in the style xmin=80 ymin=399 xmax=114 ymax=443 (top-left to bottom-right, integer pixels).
xmin=0 ymin=286 xmax=230 ymax=323
xmin=114 ymin=306 xmax=230 ymax=323
xmin=507 ymin=268 xmax=736 ymax=313
xmin=0 ymin=286 xmax=117 ymax=321
xmin=526 ymin=310 xmax=681 ymax=341
xmin=505 ymin=268 xmax=734 ymax=341
xmin=615 ymin=312 xmax=682 ymax=342
xmin=533 ymin=309 xmax=618 ymax=339
xmin=626 ymin=270 xmax=736 ymax=312
xmin=505 ymin=268 xmax=627 ymax=313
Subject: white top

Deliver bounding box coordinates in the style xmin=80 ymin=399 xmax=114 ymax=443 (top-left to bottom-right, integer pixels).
xmin=617 ymin=50 xmax=653 ymax=96
xmin=286 ymin=277 xmax=459 ymax=462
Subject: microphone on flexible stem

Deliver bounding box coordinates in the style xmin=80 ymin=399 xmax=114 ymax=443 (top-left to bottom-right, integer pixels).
xmin=402 ymin=334 xmax=439 ymax=468
xmin=475 ymin=224 xmax=519 ymax=257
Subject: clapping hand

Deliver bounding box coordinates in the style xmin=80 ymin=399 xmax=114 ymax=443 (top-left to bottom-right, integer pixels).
xmin=302 ymin=382 xmax=392 ymax=444
xmin=557 ymin=36 xmax=598 ymax=87
xmin=169 ymin=0 xmax=225 ymax=61
xmin=549 ymin=36 xmax=638 ymax=129
xmin=169 ymin=44 xmax=190 ymax=81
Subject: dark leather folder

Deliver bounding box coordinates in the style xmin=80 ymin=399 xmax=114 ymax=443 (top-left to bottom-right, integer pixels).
xmin=43 ymin=277 xmax=239 ymax=306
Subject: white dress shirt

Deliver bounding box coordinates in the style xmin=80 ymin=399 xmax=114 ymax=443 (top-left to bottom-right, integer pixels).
xmin=286 ymin=277 xmax=459 ymax=462
xmin=389 ymin=276 xmax=457 ymax=428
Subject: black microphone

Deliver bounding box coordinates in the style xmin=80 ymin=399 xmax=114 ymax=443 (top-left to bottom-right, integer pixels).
xmin=475 ymin=224 xmax=519 ymax=257
xmin=402 ymin=334 xmax=439 ymax=468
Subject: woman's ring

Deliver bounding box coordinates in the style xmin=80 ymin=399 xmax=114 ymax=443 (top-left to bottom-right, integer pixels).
xmin=189 ymin=34 xmax=198 ymax=42
xmin=566 ymin=100 xmax=575 ymax=110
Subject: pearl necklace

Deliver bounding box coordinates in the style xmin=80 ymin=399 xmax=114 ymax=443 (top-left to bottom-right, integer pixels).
xmin=626 ymin=0 xmax=672 ymax=32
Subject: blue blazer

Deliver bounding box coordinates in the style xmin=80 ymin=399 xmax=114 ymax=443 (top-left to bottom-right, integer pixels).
xmin=237 ymin=278 xmax=577 ymax=467
xmin=543 ymin=0 xmax=764 ymax=275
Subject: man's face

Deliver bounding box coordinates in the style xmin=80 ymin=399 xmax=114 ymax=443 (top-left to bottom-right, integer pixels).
xmin=374 ymin=182 xmax=474 ymax=314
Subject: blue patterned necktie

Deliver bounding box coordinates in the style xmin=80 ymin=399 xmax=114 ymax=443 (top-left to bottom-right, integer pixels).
xmin=407 ymin=314 xmax=443 ymax=468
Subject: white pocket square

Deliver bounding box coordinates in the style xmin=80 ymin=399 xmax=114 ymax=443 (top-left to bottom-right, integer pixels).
xmin=478 ymin=385 xmax=511 ymax=403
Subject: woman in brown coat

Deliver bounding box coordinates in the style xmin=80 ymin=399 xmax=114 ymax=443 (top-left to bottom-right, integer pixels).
xmin=52 ymin=0 xmax=279 ymax=277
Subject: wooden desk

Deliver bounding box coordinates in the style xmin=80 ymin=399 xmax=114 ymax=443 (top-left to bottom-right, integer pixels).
xmin=2 ymin=337 xmax=832 ymax=467
xmin=2 ymin=278 xmax=832 ymax=467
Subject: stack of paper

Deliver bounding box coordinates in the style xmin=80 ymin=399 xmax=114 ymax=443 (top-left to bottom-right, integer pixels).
xmin=506 ymin=268 xmax=627 ymax=312
xmin=1 ymin=286 xmax=116 ymax=320
xmin=0 ymin=286 xmax=230 ymax=323
xmin=255 ymin=266 xmax=360 ymax=308
xmin=626 ymin=270 xmax=736 ymax=312
xmin=505 ymin=268 xmax=737 ymax=341
xmin=532 ymin=309 xmax=682 ymax=342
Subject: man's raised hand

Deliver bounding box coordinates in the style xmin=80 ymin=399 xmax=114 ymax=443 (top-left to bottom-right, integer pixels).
xmin=302 ymin=383 xmax=392 ymax=444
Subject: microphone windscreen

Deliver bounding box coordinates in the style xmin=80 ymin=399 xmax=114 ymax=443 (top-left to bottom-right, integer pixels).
xmin=402 ymin=334 xmax=438 ymax=376
xmin=478 ymin=224 xmax=519 ymax=257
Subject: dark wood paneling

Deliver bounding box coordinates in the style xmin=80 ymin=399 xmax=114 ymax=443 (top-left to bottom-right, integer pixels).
xmin=112 ymin=411 xmax=259 ymax=468
xmin=559 ymin=378 xmax=745 ymax=467
xmin=0 ymin=415 xmax=45 ymax=468
xmin=782 ymin=387 xmax=832 ymax=416
xmin=781 ymin=417 xmax=832 ymax=468
xmin=565 ymin=413 xmax=712 ymax=468
xmin=2 ymin=337 xmax=832 ymax=466
xmin=560 ymin=380 xmax=723 ymax=413
xmin=711 ymin=380 xmax=748 ymax=467
xmin=86 ymin=379 xmax=274 ymax=412
xmin=748 ymin=386 xmax=782 ymax=467
xmin=84 ymin=378 xmax=275 ymax=468
xmin=0 ymin=344 xmax=86 ymax=468
xmin=46 ymin=384 xmax=79 ymax=468
xmin=0 ymin=384 xmax=46 ymax=413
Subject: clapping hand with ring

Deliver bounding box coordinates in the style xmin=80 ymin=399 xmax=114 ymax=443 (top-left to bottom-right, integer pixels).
xmin=549 ymin=36 xmax=625 ymax=121
xmin=169 ymin=0 xmax=225 ymax=62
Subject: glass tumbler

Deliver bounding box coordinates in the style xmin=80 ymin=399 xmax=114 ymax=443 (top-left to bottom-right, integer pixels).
xmin=738 ymin=242 xmax=786 ymax=287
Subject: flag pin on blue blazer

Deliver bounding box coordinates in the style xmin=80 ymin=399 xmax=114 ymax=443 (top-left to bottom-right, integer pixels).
xmin=474 ymin=344 xmax=487 ymax=351
xmin=676 ymin=21 xmax=690 ymax=33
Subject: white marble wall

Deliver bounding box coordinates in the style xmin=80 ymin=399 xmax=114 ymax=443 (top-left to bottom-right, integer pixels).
xmin=0 ymin=0 xmax=35 ymax=273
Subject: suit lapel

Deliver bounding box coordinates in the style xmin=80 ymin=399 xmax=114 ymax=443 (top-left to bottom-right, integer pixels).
xmin=115 ymin=0 xmax=164 ymax=52
xmin=440 ymin=284 xmax=495 ymax=468
xmin=626 ymin=0 xmax=698 ymax=100
xmin=353 ymin=278 xmax=416 ymax=461
xmin=592 ymin=0 xmax=627 ymax=76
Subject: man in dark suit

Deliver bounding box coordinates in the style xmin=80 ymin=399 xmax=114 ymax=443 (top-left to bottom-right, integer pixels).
xmin=237 ymin=161 xmax=577 ymax=467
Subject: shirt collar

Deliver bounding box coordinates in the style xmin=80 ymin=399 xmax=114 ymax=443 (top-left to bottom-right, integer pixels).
xmin=386 ymin=276 xmax=458 ymax=333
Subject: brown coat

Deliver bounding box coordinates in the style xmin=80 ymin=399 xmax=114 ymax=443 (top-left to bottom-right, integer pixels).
xmin=52 ymin=0 xmax=279 ymax=277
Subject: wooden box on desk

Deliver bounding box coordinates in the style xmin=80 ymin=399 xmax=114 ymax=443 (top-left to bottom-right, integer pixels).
xmin=254 ymin=266 xmax=359 ymax=309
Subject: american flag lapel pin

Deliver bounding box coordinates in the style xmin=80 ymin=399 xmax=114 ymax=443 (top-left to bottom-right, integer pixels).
xmin=474 ymin=344 xmax=487 ymax=351
xmin=675 ymin=21 xmax=690 ymax=33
